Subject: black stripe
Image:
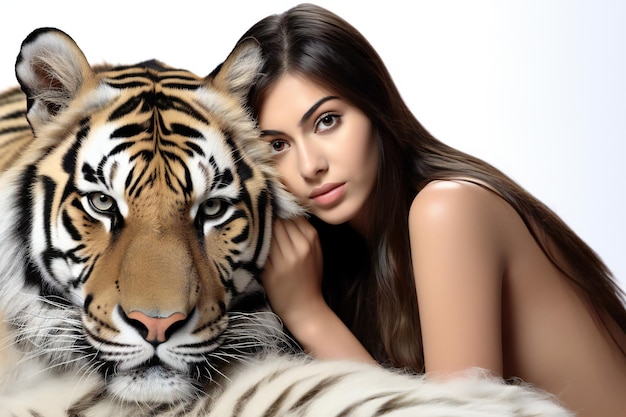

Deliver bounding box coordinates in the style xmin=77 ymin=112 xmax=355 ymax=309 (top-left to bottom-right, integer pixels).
xmin=0 ymin=109 xmax=27 ymax=121
xmin=105 ymin=79 xmax=152 ymax=89
xmin=232 ymin=381 xmax=261 ymax=417
xmin=376 ymin=392 xmax=439 ymax=416
xmin=0 ymin=126 xmax=30 ymax=139
xmin=126 ymin=155 xmax=153 ymax=198
xmin=288 ymin=375 xmax=346 ymax=413
xmin=162 ymin=94 xmax=210 ymax=125
xmin=161 ymin=82 xmax=201 ymax=90
xmin=41 ymin=176 xmax=56 ymax=250
xmin=231 ymin=369 xmax=289 ymax=417
xmin=336 ymin=392 xmax=402 ymax=417
xmin=110 ymin=123 xmax=145 ymax=138
xmin=160 ymin=150 xmax=194 ymax=196
xmin=262 ymin=384 xmax=296 ymax=417
xmin=62 ymin=119 xmax=89 ymax=174
xmin=78 ymin=257 xmax=98 ymax=284
xmin=231 ymin=222 xmax=249 ymax=244
xmin=212 ymin=168 xmax=234 ymax=190
xmin=15 ymin=166 xmax=37 ymax=287
xmin=108 ymin=141 xmax=135 ymax=157
xmin=108 ymin=95 xmax=145 ymax=121
xmin=171 ymin=123 xmax=202 ymax=141
xmin=0 ymin=87 xmax=25 ymax=104
xmin=227 ymin=289 xmax=268 ymax=313
xmin=252 ymin=189 xmax=270 ymax=264
xmin=224 ymin=132 xmax=254 ymax=183
xmin=184 ymin=140 xmax=205 ymax=157
xmin=62 ymin=209 xmax=81 ymax=241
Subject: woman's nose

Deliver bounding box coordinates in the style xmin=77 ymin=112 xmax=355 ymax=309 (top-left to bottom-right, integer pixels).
xmin=298 ymin=141 xmax=328 ymax=179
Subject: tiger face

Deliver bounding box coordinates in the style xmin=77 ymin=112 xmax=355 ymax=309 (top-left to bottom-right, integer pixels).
xmin=0 ymin=28 xmax=301 ymax=404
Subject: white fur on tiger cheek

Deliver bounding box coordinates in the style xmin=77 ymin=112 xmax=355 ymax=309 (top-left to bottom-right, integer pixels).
xmin=28 ymin=181 xmax=74 ymax=294
xmin=0 ymin=175 xmax=31 ymax=307
xmin=231 ymin=269 xmax=255 ymax=297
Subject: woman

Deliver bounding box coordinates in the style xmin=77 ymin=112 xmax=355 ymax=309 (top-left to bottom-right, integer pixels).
xmin=234 ymin=4 xmax=626 ymax=416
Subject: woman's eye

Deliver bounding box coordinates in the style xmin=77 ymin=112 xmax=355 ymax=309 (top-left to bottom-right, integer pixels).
xmin=199 ymin=198 xmax=227 ymax=219
xmin=315 ymin=113 xmax=340 ymax=133
xmin=88 ymin=192 xmax=117 ymax=213
xmin=269 ymin=139 xmax=289 ymax=155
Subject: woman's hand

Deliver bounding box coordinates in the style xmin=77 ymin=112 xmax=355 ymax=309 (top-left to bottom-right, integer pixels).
xmin=262 ymin=216 xmax=324 ymax=327
xmin=262 ymin=216 xmax=376 ymax=363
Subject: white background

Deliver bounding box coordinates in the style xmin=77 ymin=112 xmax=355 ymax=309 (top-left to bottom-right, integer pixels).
xmin=1 ymin=0 xmax=624 ymax=291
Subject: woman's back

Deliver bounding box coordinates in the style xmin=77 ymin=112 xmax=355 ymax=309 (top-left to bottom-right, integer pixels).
xmin=411 ymin=179 xmax=626 ymax=417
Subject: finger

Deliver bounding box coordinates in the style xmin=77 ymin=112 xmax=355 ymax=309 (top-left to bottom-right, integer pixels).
xmin=274 ymin=218 xmax=307 ymax=251
xmin=291 ymin=216 xmax=318 ymax=242
xmin=260 ymin=256 xmax=273 ymax=283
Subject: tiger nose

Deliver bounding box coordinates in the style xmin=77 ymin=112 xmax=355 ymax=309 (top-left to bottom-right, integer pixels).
xmin=126 ymin=311 xmax=188 ymax=344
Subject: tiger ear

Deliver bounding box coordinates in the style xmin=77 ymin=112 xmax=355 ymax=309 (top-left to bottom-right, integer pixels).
xmin=210 ymin=40 xmax=306 ymax=220
xmin=210 ymin=37 xmax=263 ymax=101
xmin=16 ymin=27 xmax=95 ymax=133
xmin=209 ymin=38 xmax=306 ymax=219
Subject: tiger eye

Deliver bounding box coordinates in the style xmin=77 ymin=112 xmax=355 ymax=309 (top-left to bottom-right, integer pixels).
xmin=199 ymin=198 xmax=226 ymax=219
xmin=88 ymin=192 xmax=117 ymax=213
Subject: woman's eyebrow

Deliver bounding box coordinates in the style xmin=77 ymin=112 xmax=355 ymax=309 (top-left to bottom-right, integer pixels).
xmin=260 ymin=129 xmax=283 ymax=137
xmin=299 ymin=96 xmax=338 ymax=126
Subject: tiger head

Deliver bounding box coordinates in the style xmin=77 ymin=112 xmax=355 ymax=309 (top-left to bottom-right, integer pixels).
xmin=0 ymin=28 xmax=301 ymax=404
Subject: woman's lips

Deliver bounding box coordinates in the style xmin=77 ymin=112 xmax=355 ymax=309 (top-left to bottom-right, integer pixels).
xmin=309 ymin=183 xmax=346 ymax=207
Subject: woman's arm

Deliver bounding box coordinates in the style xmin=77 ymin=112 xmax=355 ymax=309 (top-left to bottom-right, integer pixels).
xmin=262 ymin=217 xmax=375 ymax=363
xmin=409 ymin=180 xmax=507 ymax=376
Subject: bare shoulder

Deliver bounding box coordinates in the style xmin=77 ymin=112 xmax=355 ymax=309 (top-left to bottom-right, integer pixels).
xmin=409 ymin=180 xmax=514 ymax=374
xmin=409 ymin=180 xmax=514 ymax=233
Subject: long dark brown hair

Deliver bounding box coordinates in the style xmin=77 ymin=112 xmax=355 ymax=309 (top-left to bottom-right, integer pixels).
xmin=235 ymin=3 xmax=626 ymax=372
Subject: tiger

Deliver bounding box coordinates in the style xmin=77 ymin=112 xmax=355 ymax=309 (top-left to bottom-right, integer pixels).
xmin=0 ymin=27 xmax=573 ymax=417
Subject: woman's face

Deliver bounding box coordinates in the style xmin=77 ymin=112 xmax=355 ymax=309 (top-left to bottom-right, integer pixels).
xmin=258 ymin=74 xmax=378 ymax=226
